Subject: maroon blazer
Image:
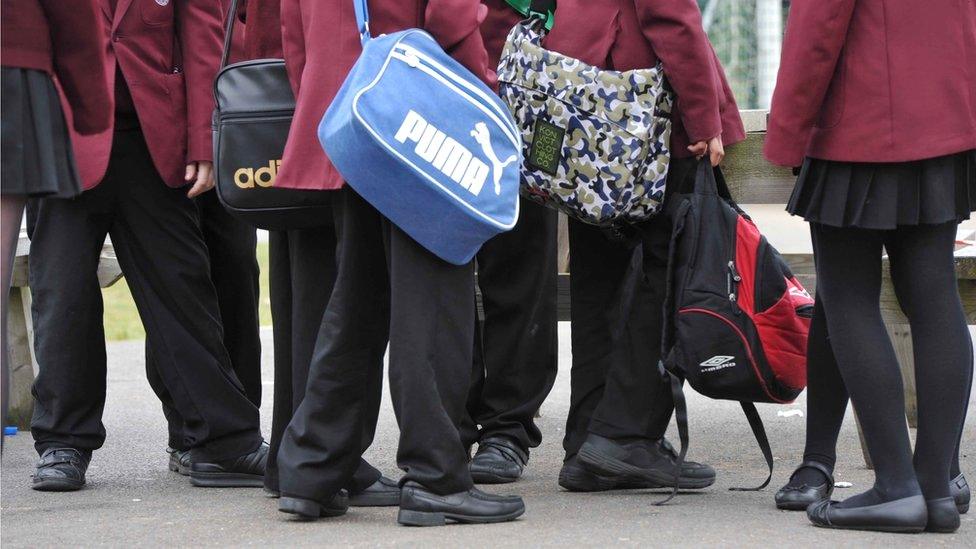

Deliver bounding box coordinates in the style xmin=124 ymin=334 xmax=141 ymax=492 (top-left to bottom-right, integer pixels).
xmin=238 ymin=0 xmax=283 ymax=59
xmin=275 ymin=0 xmax=494 ymax=192
xmin=71 ymin=0 xmax=225 ymax=190
xmin=0 ymin=0 xmax=112 ymax=135
xmin=765 ymin=0 xmax=976 ymax=167
xmin=497 ymin=0 xmax=745 ymax=156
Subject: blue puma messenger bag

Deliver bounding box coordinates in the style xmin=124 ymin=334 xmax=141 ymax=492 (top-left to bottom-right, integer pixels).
xmin=318 ymin=0 xmax=522 ymax=265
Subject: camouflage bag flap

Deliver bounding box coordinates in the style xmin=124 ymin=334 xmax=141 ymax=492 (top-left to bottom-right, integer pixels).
xmin=497 ymin=16 xmax=674 ymax=226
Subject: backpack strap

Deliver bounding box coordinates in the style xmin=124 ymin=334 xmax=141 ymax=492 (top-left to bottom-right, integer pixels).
xmin=654 ymin=362 xmax=688 ymax=506
xmin=651 ymin=193 xmax=692 ymax=506
xmin=730 ymin=401 xmax=774 ymax=491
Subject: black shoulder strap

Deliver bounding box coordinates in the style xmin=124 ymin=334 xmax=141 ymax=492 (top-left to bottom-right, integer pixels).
xmin=652 ymin=194 xmax=691 ymax=506
xmin=729 ymin=402 xmax=773 ymax=491
xmin=220 ymin=0 xmax=242 ymax=69
xmin=654 ymin=364 xmax=688 ymax=506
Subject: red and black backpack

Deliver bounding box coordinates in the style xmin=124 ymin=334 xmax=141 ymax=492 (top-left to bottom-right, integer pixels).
xmin=657 ymin=161 xmax=814 ymax=503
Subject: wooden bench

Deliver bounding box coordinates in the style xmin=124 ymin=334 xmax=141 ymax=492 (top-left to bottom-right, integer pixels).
xmin=6 ymin=231 xmax=122 ymax=428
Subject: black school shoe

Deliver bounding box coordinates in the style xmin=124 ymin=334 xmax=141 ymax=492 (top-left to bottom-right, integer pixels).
xmin=951 ymin=473 xmax=970 ymax=514
xmin=167 ymin=448 xmax=191 ymax=476
xmin=558 ymin=456 xmax=663 ymax=492
xmin=190 ymin=442 xmax=268 ymax=487
xmin=578 ymin=434 xmax=715 ymax=490
xmin=807 ymin=495 xmax=928 ymax=533
xmin=774 ymin=461 xmax=834 ymax=511
xmin=32 ymin=448 xmax=90 ymax=492
xmin=279 ymin=490 xmax=350 ymax=520
xmin=925 ymin=497 xmax=962 ymax=533
xmin=349 ymin=476 xmax=401 ymax=507
xmin=469 ymin=436 xmax=528 ymax=484
xmin=397 ymin=481 xmax=525 ymax=526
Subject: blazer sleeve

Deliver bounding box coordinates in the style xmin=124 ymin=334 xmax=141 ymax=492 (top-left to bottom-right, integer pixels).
xmin=425 ymin=0 xmax=496 ymax=88
xmin=633 ymin=0 xmax=721 ymax=144
xmin=279 ymin=0 xmax=305 ymax=97
xmin=38 ymin=0 xmax=112 ymax=135
xmin=177 ymin=0 xmax=225 ymax=163
xmin=763 ymin=0 xmax=856 ymax=167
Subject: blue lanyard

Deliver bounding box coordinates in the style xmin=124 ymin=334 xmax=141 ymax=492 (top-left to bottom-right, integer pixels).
xmin=354 ymin=0 xmax=371 ymax=45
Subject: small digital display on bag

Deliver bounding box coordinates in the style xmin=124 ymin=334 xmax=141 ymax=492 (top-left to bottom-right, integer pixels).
xmin=527 ymin=118 xmax=565 ymax=176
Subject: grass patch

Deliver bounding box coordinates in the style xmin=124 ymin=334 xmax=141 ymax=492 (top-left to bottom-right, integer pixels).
xmin=102 ymin=242 xmax=272 ymax=341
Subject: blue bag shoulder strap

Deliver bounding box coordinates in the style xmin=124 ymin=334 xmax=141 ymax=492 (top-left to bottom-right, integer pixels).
xmin=354 ymin=0 xmax=371 ymax=44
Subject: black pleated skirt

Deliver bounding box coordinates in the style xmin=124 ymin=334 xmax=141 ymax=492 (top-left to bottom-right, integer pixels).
xmin=1 ymin=67 xmax=81 ymax=198
xmin=786 ymin=150 xmax=976 ymax=229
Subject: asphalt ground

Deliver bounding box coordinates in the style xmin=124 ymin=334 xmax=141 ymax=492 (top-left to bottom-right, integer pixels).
xmin=2 ymin=324 xmax=974 ymax=547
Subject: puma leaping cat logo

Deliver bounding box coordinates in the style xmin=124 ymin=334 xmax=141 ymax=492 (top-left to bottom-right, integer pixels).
xmin=470 ymin=122 xmax=516 ymax=195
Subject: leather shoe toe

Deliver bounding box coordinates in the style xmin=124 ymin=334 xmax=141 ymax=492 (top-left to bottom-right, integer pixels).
xmin=775 ymin=461 xmax=833 ymax=511
xmin=32 ymin=448 xmax=89 ymax=492
xmin=190 ymin=442 xmax=268 ymax=488
xmin=398 ymin=481 xmax=524 ymax=526
xmin=470 ymin=437 xmax=527 ymax=484
xmin=349 ymin=476 xmax=401 ymax=507
xmin=807 ymin=495 xmax=927 ymax=533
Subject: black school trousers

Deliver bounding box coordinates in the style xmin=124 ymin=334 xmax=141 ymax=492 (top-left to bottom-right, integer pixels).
xmin=264 ymin=221 xmax=381 ymax=494
xmin=562 ymin=157 xmax=698 ymax=458
xmin=277 ymin=187 xmax=475 ymax=502
xmin=145 ymin=190 xmax=262 ymax=451
xmin=27 ymin=128 xmax=262 ymax=462
xmin=462 ymin=198 xmax=559 ymax=452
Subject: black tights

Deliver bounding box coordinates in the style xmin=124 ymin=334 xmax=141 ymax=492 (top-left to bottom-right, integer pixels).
xmin=807 ymin=222 xmax=972 ymax=506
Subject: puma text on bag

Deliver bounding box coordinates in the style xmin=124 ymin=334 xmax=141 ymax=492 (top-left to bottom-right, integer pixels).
xmin=497 ymin=8 xmax=674 ymax=226
xmin=318 ymin=0 xmax=522 ymax=265
xmin=657 ymin=161 xmax=814 ymax=503
xmin=212 ymin=0 xmax=333 ymax=230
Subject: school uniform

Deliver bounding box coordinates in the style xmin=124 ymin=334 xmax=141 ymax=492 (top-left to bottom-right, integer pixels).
xmin=273 ymin=0 xmax=496 ymax=505
xmin=144 ymin=0 xmax=263 ymax=454
xmin=460 ymin=1 xmax=559 ymax=464
xmin=27 ymin=0 xmax=262 ymax=464
xmin=541 ymin=0 xmax=745 ymax=463
xmin=764 ymin=0 xmax=976 ymax=225
xmin=1 ymin=0 xmax=112 ymax=198
xmin=1 ymin=0 xmax=112 ymax=455
xmin=145 ymin=189 xmax=262 ymax=450
xmin=231 ymin=0 xmax=386 ymax=497
xmin=765 ymin=1 xmax=975 ymax=529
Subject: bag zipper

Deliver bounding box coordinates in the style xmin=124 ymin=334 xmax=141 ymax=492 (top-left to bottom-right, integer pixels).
xmin=390 ymin=41 xmax=519 ymax=147
xmin=217 ymin=109 xmax=293 ymax=121
xmin=727 ymin=260 xmax=742 ymax=313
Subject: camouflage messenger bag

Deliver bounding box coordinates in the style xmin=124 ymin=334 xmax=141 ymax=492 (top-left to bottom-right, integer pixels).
xmin=497 ymin=4 xmax=674 ymax=226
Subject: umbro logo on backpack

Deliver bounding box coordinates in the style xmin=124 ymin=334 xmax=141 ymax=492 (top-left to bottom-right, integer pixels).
xmin=700 ymin=355 xmax=737 ymax=371
xmin=394 ymin=110 xmax=513 ymax=197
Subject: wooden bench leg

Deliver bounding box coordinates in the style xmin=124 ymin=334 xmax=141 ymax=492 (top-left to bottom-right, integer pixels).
xmin=853 ymin=410 xmax=873 ymax=469
xmin=6 ymin=286 xmax=36 ymax=429
xmin=886 ymin=323 xmax=918 ymax=428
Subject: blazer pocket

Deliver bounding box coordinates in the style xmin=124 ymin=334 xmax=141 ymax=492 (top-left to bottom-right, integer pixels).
xmin=161 ymin=71 xmax=188 ymax=152
xmin=815 ymin=50 xmax=846 ymax=129
xmin=141 ymin=0 xmax=174 ymax=27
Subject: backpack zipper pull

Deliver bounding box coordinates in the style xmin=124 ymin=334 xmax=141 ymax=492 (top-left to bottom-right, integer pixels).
xmin=728 ymin=261 xmax=741 ymax=310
